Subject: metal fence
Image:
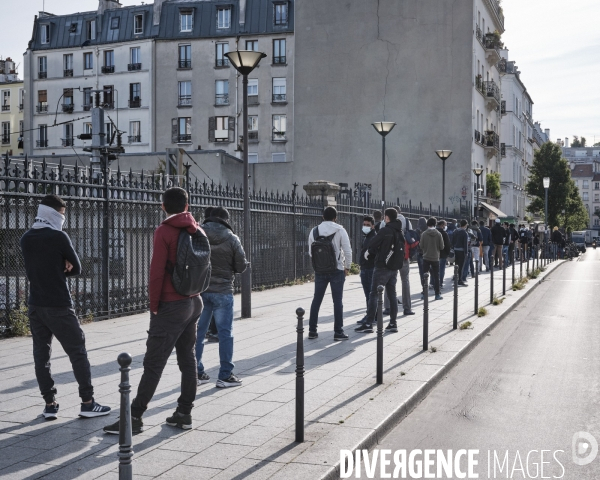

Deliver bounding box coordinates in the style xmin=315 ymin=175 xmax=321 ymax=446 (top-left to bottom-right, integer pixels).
xmin=0 ymin=154 xmax=471 ymax=335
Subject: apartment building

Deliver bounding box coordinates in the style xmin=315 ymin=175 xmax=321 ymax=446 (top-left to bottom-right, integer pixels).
xmin=563 ymin=147 xmax=600 ymax=231
xmin=0 ymin=58 xmax=24 ymax=156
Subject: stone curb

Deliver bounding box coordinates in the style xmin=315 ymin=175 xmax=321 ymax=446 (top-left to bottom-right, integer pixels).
xmin=321 ymin=260 xmax=567 ymax=480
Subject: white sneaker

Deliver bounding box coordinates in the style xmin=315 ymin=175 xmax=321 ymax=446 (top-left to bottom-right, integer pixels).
xmin=197 ymin=373 xmax=210 ymax=386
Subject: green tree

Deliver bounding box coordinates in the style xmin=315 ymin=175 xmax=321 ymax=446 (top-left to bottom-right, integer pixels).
xmin=571 ymin=136 xmax=587 ymax=147
xmin=593 ymin=142 xmax=600 ymax=147
xmin=525 ymin=142 xmax=587 ymax=231
xmin=486 ymin=171 xmax=501 ymax=199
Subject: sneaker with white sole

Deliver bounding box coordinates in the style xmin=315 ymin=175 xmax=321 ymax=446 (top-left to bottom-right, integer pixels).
xmin=79 ymin=399 xmax=111 ymax=418
xmin=103 ymin=416 xmax=144 ymax=435
xmin=166 ymin=409 xmax=192 ymax=430
xmin=197 ymin=372 xmax=210 ymax=386
xmin=216 ymin=374 xmax=242 ymax=388
xmin=43 ymin=403 xmax=59 ymax=420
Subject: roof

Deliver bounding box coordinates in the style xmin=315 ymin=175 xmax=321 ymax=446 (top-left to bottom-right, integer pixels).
xmin=479 ymin=201 xmax=507 ymax=218
xmin=571 ymin=164 xmax=594 ymax=178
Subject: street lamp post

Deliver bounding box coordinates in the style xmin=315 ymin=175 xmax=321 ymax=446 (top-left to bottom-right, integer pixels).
xmin=473 ymin=168 xmax=483 ymax=220
xmin=435 ymin=150 xmax=453 ymax=217
xmin=225 ymin=49 xmax=267 ymax=319
xmin=543 ymin=177 xmax=550 ymax=260
xmin=372 ymin=122 xmax=396 ymax=209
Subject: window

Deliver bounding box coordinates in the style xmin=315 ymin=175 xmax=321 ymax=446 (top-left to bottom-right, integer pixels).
xmin=84 ymin=123 xmax=92 ymax=134
xmin=63 ymin=54 xmax=73 ymax=76
xmin=178 ymin=44 xmax=191 ymax=68
xmin=217 ymin=8 xmax=231 ymax=29
xmin=38 ymin=124 xmax=48 ymax=147
xmin=129 ymin=83 xmax=141 ymax=108
xmin=1 ymin=90 xmax=10 ymax=111
xmin=1 ymin=122 xmax=9 ymax=145
xmin=84 ymin=52 xmax=94 ymax=70
xmin=86 ymin=19 xmax=96 ymax=40
xmin=272 ymin=77 xmax=286 ymax=102
xmin=38 ymin=56 xmax=47 ymax=78
xmin=40 ymin=24 xmax=50 ymax=44
xmin=273 ymin=39 xmax=286 ymax=64
xmin=583 ymin=192 xmax=589 ymax=201
xmin=62 ymin=88 xmax=74 ymax=113
xmin=129 ymin=121 xmax=141 ymax=143
xmin=37 ymin=90 xmax=48 ymax=113
xmin=274 ymin=3 xmax=288 ymax=25
xmin=216 ymin=43 xmax=229 ymax=67
xmin=248 ymin=115 xmax=258 ymax=142
xmin=272 ymin=114 xmax=286 ymax=140
xmin=178 ymin=81 xmax=192 ymax=106
xmin=213 ymin=116 xmax=231 ymax=142
xmin=248 ymin=153 xmax=258 ymax=164
xmin=83 ymin=88 xmax=92 ymax=110
xmin=248 ymin=79 xmax=258 ymax=104
xmin=272 ymin=153 xmax=286 ymax=162
xmin=595 ymin=218 xmax=599 ymax=226
xmin=595 ymin=194 xmax=599 ymax=202
xmin=129 ymin=47 xmax=141 ymax=70
xmin=19 ymin=89 xmax=23 ymax=110
xmin=180 ymin=12 xmax=193 ymax=32
xmin=103 ymin=85 xmax=114 ymax=108
xmin=63 ymin=123 xmax=74 ymax=146
xmin=215 ymin=80 xmax=229 ymax=105
xmin=172 ymin=117 xmax=192 ymax=143
xmin=134 ymin=14 xmax=143 ymax=34
xmin=596 ymin=182 xmax=600 ymax=190
xmin=246 ymin=40 xmax=258 ymax=51
xmin=583 ymin=180 xmax=589 ymax=189
xmin=105 ymin=122 xmax=115 ymax=141
xmin=110 ymin=17 xmax=120 ymax=29
xmin=103 ymin=50 xmax=115 ymax=73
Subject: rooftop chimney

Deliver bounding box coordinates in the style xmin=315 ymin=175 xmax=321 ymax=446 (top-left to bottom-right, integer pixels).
xmin=565 ymin=137 xmax=569 ymax=148
xmin=98 ymin=0 xmax=121 ymax=15
xmin=153 ymin=0 xmax=166 ymax=26
xmin=239 ymin=0 xmax=247 ymax=25
xmin=545 ymin=128 xmax=550 ymax=139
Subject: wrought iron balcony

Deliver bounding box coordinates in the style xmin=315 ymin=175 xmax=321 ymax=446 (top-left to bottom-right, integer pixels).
xmin=475 ymin=25 xmax=483 ymax=43
xmin=248 ymin=95 xmax=259 ymax=106
xmin=272 ymin=93 xmax=287 ymax=103
xmin=129 ymin=98 xmax=141 ymax=108
xmin=62 ymin=138 xmax=74 ymax=147
xmin=178 ymin=60 xmax=191 ymax=69
xmin=102 ymin=66 xmax=115 ymax=74
xmin=178 ymin=95 xmax=192 ymax=107
xmin=484 ymin=80 xmax=500 ymax=106
xmin=128 ymin=63 xmax=142 ymax=71
xmin=1 ymin=136 xmax=9 ymax=145
xmin=64 ymin=69 xmax=73 ymax=77
xmin=36 ymin=104 xmax=48 ymax=113
xmin=484 ymin=130 xmax=500 ymax=151
xmin=248 ymin=131 xmax=258 ymax=142
xmin=215 ymin=94 xmax=229 ymax=105
xmin=1 ymin=105 xmax=9 ymax=112
xmin=83 ymin=103 xmax=92 ymax=111
xmin=177 ymin=134 xmax=191 ymax=143
xmin=483 ymin=34 xmax=502 ymax=63
xmin=475 ymin=75 xmax=485 ymax=95
xmin=38 ymin=71 xmax=47 ymax=79
xmin=215 ymin=58 xmax=230 ymax=67
xmin=474 ymin=129 xmax=485 ymax=145
xmin=62 ymin=103 xmax=74 ymax=113
xmin=128 ymin=135 xmax=141 ymax=143
xmin=36 ymin=140 xmax=48 ymax=147
xmin=273 ymin=56 xmax=286 ymax=65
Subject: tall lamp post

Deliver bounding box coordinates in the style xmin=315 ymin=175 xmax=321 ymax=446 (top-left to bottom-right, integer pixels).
xmin=473 ymin=168 xmax=483 ymax=220
xmin=543 ymin=177 xmax=550 ymax=258
xmin=372 ymin=122 xmax=396 ymax=209
xmin=226 ymin=49 xmax=267 ymax=319
xmin=435 ymin=150 xmax=453 ymax=217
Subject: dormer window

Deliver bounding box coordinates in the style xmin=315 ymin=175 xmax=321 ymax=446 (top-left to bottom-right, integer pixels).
xmin=40 ymin=24 xmax=50 ymax=44
xmin=110 ymin=17 xmax=120 ymax=30
xmin=134 ymin=14 xmax=143 ymax=35
xmin=180 ymin=11 xmax=193 ymax=32
xmin=274 ymin=3 xmax=288 ymax=26
xmin=86 ymin=19 xmax=96 ymax=40
xmin=217 ymin=7 xmax=231 ymax=29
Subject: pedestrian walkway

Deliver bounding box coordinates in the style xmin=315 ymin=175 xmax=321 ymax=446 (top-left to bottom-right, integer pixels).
xmin=0 ymin=257 xmax=563 ymax=480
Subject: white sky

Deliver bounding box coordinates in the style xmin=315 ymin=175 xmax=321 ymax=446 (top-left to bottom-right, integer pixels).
xmin=2 ymin=0 xmax=600 ymax=145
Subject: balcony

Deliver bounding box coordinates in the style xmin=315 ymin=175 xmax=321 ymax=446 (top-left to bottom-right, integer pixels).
xmin=474 ymin=129 xmax=485 ymax=146
xmin=1 ymin=136 xmax=9 ymax=145
xmin=62 ymin=138 xmax=74 ymax=147
xmin=501 ymin=100 xmax=506 ymax=115
xmin=128 ymin=135 xmax=141 ymax=143
xmin=178 ymin=60 xmax=191 ymax=69
xmin=273 ymin=56 xmax=286 ymax=65
xmin=272 ymin=131 xmax=286 ymax=142
xmin=38 ymin=71 xmax=47 ymax=79
xmin=36 ymin=140 xmax=48 ymax=147
xmin=483 ymin=34 xmax=501 ymax=63
xmin=129 ymin=98 xmax=141 ymax=108
xmin=272 ymin=93 xmax=287 ymax=103
xmin=83 ymin=103 xmax=92 ymax=111
xmin=128 ymin=63 xmax=142 ymax=71
xmin=102 ymin=66 xmax=115 ymax=74
xmin=178 ymin=95 xmax=192 ymax=107
xmin=215 ymin=58 xmax=229 ymax=68
xmin=484 ymin=130 xmax=500 ymax=158
xmin=248 ymin=95 xmax=259 ymax=106
xmin=177 ymin=134 xmax=191 ymax=143
xmin=36 ymin=104 xmax=48 ymax=113
xmin=62 ymin=103 xmax=74 ymax=113
xmin=1 ymin=105 xmax=9 ymax=112
xmin=475 ymin=25 xmax=483 ymax=44
xmin=475 ymin=75 xmax=485 ymax=96
xmin=483 ymin=80 xmax=500 ymax=107
xmin=215 ymin=94 xmax=229 ymax=106
xmin=248 ymin=131 xmax=258 ymax=143
xmin=64 ymin=69 xmax=73 ymax=77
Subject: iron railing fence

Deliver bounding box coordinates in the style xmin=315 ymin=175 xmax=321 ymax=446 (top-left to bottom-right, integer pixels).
xmin=0 ymin=154 xmax=471 ymax=335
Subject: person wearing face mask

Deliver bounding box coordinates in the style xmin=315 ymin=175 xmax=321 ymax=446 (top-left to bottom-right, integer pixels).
xmin=357 ymin=215 xmax=376 ymax=324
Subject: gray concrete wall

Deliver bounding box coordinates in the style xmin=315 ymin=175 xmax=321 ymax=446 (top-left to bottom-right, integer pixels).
xmin=256 ymin=0 xmax=475 ymax=208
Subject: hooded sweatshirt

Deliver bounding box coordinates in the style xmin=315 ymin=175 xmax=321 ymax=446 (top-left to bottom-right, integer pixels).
xmin=308 ymin=221 xmax=352 ymax=271
xmin=420 ymin=227 xmax=445 ymax=262
xmin=367 ymin=219 xmax=405 ymax=269
xmin=149 ymin=212 xmax=200 ymax=312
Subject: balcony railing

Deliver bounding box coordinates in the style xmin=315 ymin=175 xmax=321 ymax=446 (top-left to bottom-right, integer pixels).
xmin=248 ymin=131 xmax=258 ymax=142
xmin=1 ymin=136 xmax=9 ymax=145
xmin=38 ymin=72 xmax=47 ymax=79
xmin=215 ymin=58 xmax=230 ymax=67
xmin=272 ymin=93 xmax=287 ymax=103
xmin=475 ymin=25 xmax=483 ymax=43
xmin=83 ymin=103 xmax=92 ymax=111
xmin=273 ymin=56 xmax=286 ymax=65
xmin=129 ymin=98 xmax=141 ymax=108
xmin=474 ymin=129 xmax=485 ymax=145
xmin=62 ymin=103 xmax=74 ymax=113
xmin=62 ymin=138 xmax=74 ymax=147
xmin=248 ymin=95 xmax=259 ymax=105
xmin=1 ymin=105 xmax=9 ymax=112
xmin=36 ymin=104 xmax=48 ymax=113
xmin=64 ymin=69 xmax=73 ymax=77
xmin=475 ymin=76 xmax=485 ymax=95
xmin=484 ymin=80 xmax=500 ymax=104
xmin=128 ymin=135 xmax=141 ymax=143
xmin=501 ymin=100 xmax=506 ymax=115
xmin=178 ymin=95 xmax=192 ymax=107
xmin=483 ymin=33 xmax=502 ymax=50
xmin=102 ymin=66 xmax=115 ymax=74
xmin=484 ymin=130 xmax=500 ymax=151
xmin=501 ymin=143 xmax=506 ymax=157
xmin=272 ymin=131 xmax=286 ymax=141
xmin=36 ymin=140 xmax=48 ymax=147
xmin=103 ymin=101 xmax=114 ymax=110
xmin=128 ymin=63 xmax=142 ymax=71
xmin=178 ymin=59 xmax=191 ymax=69
xmin=215 ymin=94 xmax=229 ymax=105
xmin=177 ymin=134 xmax=191 ymax=143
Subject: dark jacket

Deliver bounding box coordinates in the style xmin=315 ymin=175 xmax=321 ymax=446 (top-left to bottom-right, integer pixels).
xmin=452 ymin=228 xmax=468 ymax=252
xmin=203 ymin=218 xmax=248 ymax=294
xmin=367 ymin=219 xmax=405 ymax=269
xmin=491 ymin=224 xmax=506 ymax=245
xmin=471 ymin=226 xmax=483 ymax=245
xmin=509 ymin=227 xmax=519 ymax=243
xmin=360 ymin=229 xmax=377 ymax=269
xmin=437 ymin=228 xmax=452 ymax=258
xmin=551 ymin=230 xmax=563 ymax=244
xmin=480 ymin=226 xmax=492 ymax=246
xmin=20 ymin=228 xmax=82 ymax=308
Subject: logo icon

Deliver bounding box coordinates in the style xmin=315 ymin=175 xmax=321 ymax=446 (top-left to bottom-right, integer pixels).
xmin=572 ymin=432 xmax=598 ymax=466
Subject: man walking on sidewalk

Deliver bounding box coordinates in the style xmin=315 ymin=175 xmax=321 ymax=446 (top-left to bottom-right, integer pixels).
xmin=196 ymin=206 xmax=248 ymax=388
xmin=491 ymin=218 xmax=506 ymax=270
xmin=436 ymin=219 xmax=451 ymax=289
xmin=480 ymin=220 xmax=492 ymax=271
xmin=21 ymin=194 xmax=111 ymax=420
xmin=104 ymin=187 xmax=203 ymax=434
xmin=470 ymin=220 xmax=483 ymax=273
xmin=420 ymin=217 xmax=445 ymax=300
xmin=452 ymin=219 xmax=469 ymax=286
xmin=355 ymin=208 xmax=405 ymax=333
xmin=308 ymin=207 xmax=352 ymax=341
xmin=358 ymin=215 xmax=376 ymax=324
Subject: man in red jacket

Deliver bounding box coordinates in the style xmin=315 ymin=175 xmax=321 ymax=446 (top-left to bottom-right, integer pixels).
xmin=104 ymin=187 xmax=203 ymax=434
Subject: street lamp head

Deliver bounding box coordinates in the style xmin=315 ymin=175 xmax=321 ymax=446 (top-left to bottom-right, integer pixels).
xmin=225 ymin=50 xmax=267 ymax=76
xmin=435 ymin=150 xmax=452 ymax=161
xmin=543 ymin=177 xmax=550 ymax=189
xmin=372 ymin=121 xmax=396 ymax=137
xmin=473 ymin=167 xmax=483 ymax=176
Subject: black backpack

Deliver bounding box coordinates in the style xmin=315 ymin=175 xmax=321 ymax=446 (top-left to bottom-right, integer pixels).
xmin=311 ymin=227 xmax=339 ymax=274
xmin=385 ymin=230 xmax=405 ymax=270
xmin=170 ymin=229 xmax=212 ymax=296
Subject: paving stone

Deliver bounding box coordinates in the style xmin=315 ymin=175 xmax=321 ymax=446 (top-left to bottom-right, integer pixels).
xmin=198 ymin=414 xmax=260 ymax=434
xmin=229 ymin=400 xmax=283 ymax=417
xmin=208 ymin=457 xmax=283 ymax=480
xmin=219 ymin=425 xmax=285 ymax=447
xmin=155 ymin=464 xmax=221 ymax=479
xmin=133 ymin=448 xmax=196 ymax=477
xmin=183 ymin=442 xmax=255 ymax=469
xmin=159 ymin=430 xmax=229 ymax=453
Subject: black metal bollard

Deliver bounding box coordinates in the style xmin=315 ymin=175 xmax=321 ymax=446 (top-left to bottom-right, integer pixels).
xmin=117 ymin=353 xmax=133 ymax=480
xmin=295 ymin=308 xmax=305 ymax=443
xmin=490 ymin=255 xmax=494 ymax=304
xmin=502 ymin=253 xmax=506 ymax=296
xmin=423 ymin=273 xmax=429 ymax=351
xmin=474 ymin=256 xmax=479 ymax=315
xmin=376 ymin=285 xmax=384 ymax=385
xmin=453 ymin=264 xmax=458 ymax=329
xmin=520 ymin=246 xmax=523 ymax=280
xmin=512 ymin=248 xmax=515 ymax=286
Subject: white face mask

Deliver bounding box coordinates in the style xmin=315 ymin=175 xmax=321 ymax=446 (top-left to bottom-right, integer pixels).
xmin=443 ymin=226 xmax=447 ymax=231
xmin=362 ymin=226 xmax=372 ymax=235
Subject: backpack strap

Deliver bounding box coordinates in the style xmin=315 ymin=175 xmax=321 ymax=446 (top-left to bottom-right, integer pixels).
xmin=313 ymin=226 xmax=320 ymax=239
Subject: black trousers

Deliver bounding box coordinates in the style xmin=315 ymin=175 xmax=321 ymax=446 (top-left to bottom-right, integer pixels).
xmin=454 ymin=251 xmax=466 ymax=283
xmin=422 ymin=259 xmax=440 ymax=295
xmin=29 ymin=305 xmax=94 ymax=404
xmin=366 ymin=267 xmax=398 ymax=324
xmin=131 ymin=296 xmax=202 ymax=417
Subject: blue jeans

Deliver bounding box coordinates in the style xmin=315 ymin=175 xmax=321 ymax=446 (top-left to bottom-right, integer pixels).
xmin=309 ymin=270 xmax=346 ymax=334
xmin=503 ymin=245 xmax=509 ymax=266
xmin=196 ymin=292 xmax=234 ymax=380
xmin=462 ymin=249 xmax=472 ymax=281
xmin=360 ymin=268 xmax=374 ymax=307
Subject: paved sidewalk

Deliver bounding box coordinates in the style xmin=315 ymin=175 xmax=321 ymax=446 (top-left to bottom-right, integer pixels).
xmin=0 ymin=257 xmax=563 ymax=479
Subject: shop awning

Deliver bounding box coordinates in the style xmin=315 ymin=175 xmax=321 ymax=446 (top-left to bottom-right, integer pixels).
xmin=479 ymin=201 xmax=507 ymax=219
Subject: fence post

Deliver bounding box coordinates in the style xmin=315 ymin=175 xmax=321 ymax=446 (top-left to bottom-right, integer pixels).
xmin=376 ymin=285 xmax=384 ymax=384
xmin=453 ymin=264 xmax=458 ymax=329
xmin=474 ymin=256 xmax=479 ymax=315
xmin=102 ymin=155 xmax=110 ymax=319
xmin=511 ymin=248 xmax=515 ymax=286
xmin=490 ymin=256 xmax=494 ymax=304
xmin=295 ymin=307 xmax=305 ymax=443
xmin=117 ymin=353 xmax=133 ymax=480
xmin=292 ymin=183 xmax=298 ymax=280
xmin=502 ymin=252 xmax=506 ymax=296
xmin=422 ymin=273 xmax=429 ymax=351
xmin=520 ymin=245 xmax=523 ymax=280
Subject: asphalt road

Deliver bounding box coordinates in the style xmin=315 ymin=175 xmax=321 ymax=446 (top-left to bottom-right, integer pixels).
xmin=372 ymin=249 xmax=600 ymax=480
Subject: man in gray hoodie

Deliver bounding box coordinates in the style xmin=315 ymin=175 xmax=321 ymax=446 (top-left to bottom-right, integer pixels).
xmin=420 ymin=217 xmax=445 ymax=300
